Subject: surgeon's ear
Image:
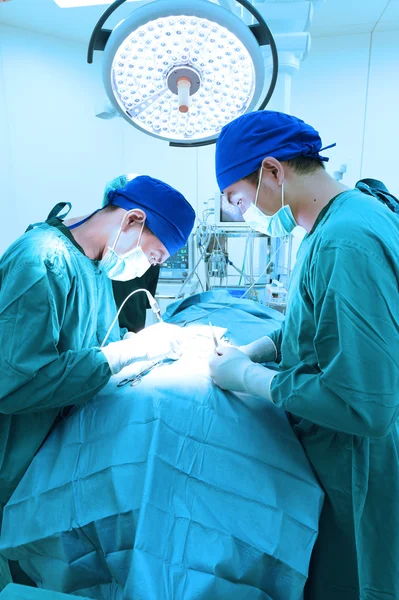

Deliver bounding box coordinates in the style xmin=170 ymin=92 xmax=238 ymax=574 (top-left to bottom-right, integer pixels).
xmin=121 ymin=209 xmax=146 ymax=232
xmin=261 ymin=157 xmax=284 ymax=185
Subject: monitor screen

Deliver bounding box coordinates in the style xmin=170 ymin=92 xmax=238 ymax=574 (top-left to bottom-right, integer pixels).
xmin=159 ymin=239 xmax=192 ymax=280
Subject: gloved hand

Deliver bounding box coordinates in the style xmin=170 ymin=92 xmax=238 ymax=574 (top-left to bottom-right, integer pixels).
xmin=101 ymin=323 xmax=184 ymax=375
xmin=135 ymin=322 xmax=185 ymax=362
xmin=100 ymin=336 xmax=149 ymax=375
xmin=123 ymin=331 xmax=137 ymax=340
xmin=238 ymin=336 xmax=277 ymax=364
xmin=209 ymin=346 xmax=276 ymax=400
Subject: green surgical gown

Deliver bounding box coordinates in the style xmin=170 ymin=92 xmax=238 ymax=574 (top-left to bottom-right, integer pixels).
xmin=0 ymin=222 xmax=118 ymax=530
xmin=269 ymin=189 xmax=399 ymax=599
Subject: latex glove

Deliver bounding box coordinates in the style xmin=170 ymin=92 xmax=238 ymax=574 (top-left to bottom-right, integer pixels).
xmin=209 ymin=346 xmax=276 ymax=400
xmin=238 ymin=336 xmax=277 ymax=363
xmin=101 ymin=324 xmax=184 ymax=375
xmin=100 ymin=337 xmax=149 ymax=375
xmin=135 ymin=322 xmax=185 ymax=362
xmin=123 ymin=331 xmax=137 ymax=340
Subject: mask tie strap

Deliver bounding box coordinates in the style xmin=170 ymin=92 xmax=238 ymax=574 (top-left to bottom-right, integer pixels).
xmin=255 ymin=167 xmax=263 ymax=208
xmin=136 ymin=222 xmax=145 ymax=248
xmin=281 ymin=182 xmax=285 ymax=207
xmin=110 ymin=210 xmax=132 ymax=252
xmin=111 ymin=215 xmax=145 ymax=254
xmin=111 ymin=227 xmax=123 ymax=253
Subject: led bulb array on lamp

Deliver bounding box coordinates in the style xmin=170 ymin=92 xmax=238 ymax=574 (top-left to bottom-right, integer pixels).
xmin=87 ymin=0 xmax=278 ymax=145
xmin=111 ymin=15 xmax=256 ymax=141
xmin=99 ymin=0 xmax=267 ymax=145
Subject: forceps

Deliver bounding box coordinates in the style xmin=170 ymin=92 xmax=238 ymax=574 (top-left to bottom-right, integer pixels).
xmin=117 ymin=359 xmax=164 ymax=388
xmin=208 ymin=320 xmax=218 ymax=349
xmin=209 ymin=320 xmax=222 ymax=355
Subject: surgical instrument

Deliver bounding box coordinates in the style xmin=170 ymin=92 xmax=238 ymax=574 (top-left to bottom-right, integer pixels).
xmin=117 ymin=359 xmax=164 ymax=388
xmin=209 ymin=320 xmax=223 ymax=356
xmin=208 ymin=320 xmax=218 ymax=350
xmin=102 ymin=289 xmax=163 ymax=347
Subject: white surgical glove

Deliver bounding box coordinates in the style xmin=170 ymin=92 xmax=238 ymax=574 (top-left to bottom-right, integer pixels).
xmin=123 ymin=331 xmax=137 ymax=340
xmin=208 ymin=346 xmax=276 ymax=400
xmin=101 ymin=323 xmax=184 ymax=375
xmin=135 ymin=322 xmax=185 ymax=362
xmin=238 ymin=336 xmax=277 ymax=364
xmin=100 ymin=336 xmax=149 ymax=375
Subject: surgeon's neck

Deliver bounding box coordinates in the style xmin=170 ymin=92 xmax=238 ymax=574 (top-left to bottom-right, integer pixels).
xmin=65 ymin=208 xmax=125 ymax=260
xmin=289 ymin=170 xmax=349 ymax=233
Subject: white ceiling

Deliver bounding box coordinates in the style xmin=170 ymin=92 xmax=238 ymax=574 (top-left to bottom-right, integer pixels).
xmin=0 ymin=0 xmax=139 ymax=44
xmin=310 ymin=0 xmax=399 ymax=36
xmin=0 ymin=0 xmax=398 ymax=46
xmin=377 ymin=0 xmax=399 ymax=30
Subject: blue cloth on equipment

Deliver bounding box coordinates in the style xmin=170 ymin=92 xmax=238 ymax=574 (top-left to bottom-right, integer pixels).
xmin=216 ymin=111 xmax=335 ymax=191
xmin=106 ymin=176 xmax=195 ymax=256
xmin=0 ymin=292 xmax=323 ymax=600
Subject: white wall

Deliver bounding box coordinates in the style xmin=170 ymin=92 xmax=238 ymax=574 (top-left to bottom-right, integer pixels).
xmin=291 ymin=32 xmax=371 ymax=186
xmin=0 ymin=24 xmax=125 ymax=253
xmin=291 ymin=29 xmax=399 ymax=194
xmin=362 ymin=29 xmax=399 ymax=194
xmin=0 ymin=30 xmax=16 ymax=251
xmin=122 ymin=127 xmax=199 ymax=216
xmin=0 ymin=23 xmax=201 ymax=255
xmin=287 ymin=29 xmax=399 ymax=261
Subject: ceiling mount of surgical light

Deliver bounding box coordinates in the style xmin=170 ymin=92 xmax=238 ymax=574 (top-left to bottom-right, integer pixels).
xmin=88 ymin=0 xmax=278 ymax=147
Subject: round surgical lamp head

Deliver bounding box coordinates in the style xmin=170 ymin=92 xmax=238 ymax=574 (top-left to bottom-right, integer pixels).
xmin=88 ymin=0 xmax=278 ymax=147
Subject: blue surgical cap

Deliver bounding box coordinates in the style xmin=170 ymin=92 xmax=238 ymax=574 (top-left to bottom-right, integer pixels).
xmin=106 ymin=176 xmax=195 ymax=257
xmin=216 ymin=111 xmax=335 ymax=191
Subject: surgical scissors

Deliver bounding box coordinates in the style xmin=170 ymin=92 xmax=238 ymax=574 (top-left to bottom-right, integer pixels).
xmin=117 ymin=359 xmax=164 ymax=388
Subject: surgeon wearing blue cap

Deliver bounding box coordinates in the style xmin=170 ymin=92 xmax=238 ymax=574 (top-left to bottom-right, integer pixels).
xmin=0 ymin=175 xmax=195 ymax=560
xmin=209 ymin=111 xmax=399 ymax=600
xmin=103 ymin=174 xmax=161 ymax=335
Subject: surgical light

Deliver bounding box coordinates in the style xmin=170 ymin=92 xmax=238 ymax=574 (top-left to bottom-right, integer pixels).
xmin=88 ymin=0 xmax=278 ymax=147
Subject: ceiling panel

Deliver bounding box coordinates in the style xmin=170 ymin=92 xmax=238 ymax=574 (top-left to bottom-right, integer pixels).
xmin=375 ymin=0 xmax=399 ymax=31
xmin=310 ymin=0 xmax=392 ymax=36
xmin=0 ymin=0 xmax=150 ymax=45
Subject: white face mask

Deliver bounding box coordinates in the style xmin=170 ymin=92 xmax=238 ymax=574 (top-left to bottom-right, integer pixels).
xmin=99 ymin=218 xmax=151 ymax=281
xmin=243 ymin=169 xmax=297 ymax=237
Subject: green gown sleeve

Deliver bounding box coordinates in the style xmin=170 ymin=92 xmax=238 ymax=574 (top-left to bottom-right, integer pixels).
xmin=0 ymin=262 xmax=112 ymax=415
xmin=271 ymin=242 xmax=399 ymax=437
